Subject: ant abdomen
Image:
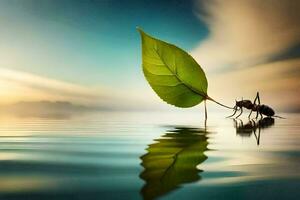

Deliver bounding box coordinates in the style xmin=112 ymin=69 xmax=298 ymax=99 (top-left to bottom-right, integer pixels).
xmin=258 ymin=105 xmax=275 ymax=117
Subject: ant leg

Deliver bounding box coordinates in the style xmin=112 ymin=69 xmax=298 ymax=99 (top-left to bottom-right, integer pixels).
xmin=257 ymin=92 xmax=261 ymax=105
xmin=248 ymin=110 xmax=253 ymax=119
xmin=226 ymin=106 xmax=238 ymax=118
xmin=233 ymin=118 xmax=237 ymax=128
xmin=251 ymin=92 xmax=260 ymax=119
xmin=239 ymin=119 xmax=243 ymax=126
xmin=235 ymin=107 xmax=243 ymax=118
xmin=253 ymin=92 xmax=259 ymax=105
xmin=253 ymin=128 xmax=261 ymax=146
xmin=257 ymin=127 xmax=261 ymax=145
xmin=256 ymin=111 xmax=263 ymax=119
xmin=256 ymin=92 xmax=262 ymax=119
xmin=255 ymin=110 xmax=258 ymax=119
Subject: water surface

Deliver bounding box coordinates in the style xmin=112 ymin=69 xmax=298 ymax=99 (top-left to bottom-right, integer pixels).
xmin=0 ymin=112 xmax=299 ymax=200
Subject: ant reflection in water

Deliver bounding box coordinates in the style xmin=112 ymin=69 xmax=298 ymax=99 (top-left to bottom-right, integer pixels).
xmin=234 ymin=117 xmax=275 ymax=145
xmin=139 ymin=127 xmax=209 ymax=200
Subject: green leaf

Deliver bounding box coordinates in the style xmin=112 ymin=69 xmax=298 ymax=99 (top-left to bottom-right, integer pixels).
xmin=140 ymin=127 xmax=208 ymax=200
xmin=137 ymin=28 xmax=208 ymax=108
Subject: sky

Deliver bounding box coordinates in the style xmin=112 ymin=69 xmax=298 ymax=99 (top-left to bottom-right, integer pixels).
xmin=0 ymin=0 xmax=299 ymax=113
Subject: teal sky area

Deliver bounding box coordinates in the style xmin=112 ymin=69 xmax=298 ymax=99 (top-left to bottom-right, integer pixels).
xmin=0 ymin=0 xmax=208 ymax=88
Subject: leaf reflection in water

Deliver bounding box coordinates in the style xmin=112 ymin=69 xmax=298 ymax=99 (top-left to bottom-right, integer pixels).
xmin=139 ymin=126 xmax=209 ymax=200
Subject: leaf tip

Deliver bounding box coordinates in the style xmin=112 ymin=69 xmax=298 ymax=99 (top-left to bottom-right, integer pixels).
xmin=136 ymin=26 xmax=143 ymax=34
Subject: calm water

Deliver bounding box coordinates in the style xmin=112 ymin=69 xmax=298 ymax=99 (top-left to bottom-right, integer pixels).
xmin=0 ymin=112 xmax=299 ymax=200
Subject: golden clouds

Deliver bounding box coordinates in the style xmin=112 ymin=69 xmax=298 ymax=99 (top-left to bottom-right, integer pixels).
xmin=0 ymin=68 xmax=100 ymax=105
xmin=193 ymin=0 xmax=300 ymax=70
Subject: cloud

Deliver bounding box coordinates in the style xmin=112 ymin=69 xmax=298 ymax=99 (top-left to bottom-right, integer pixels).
xmin=0 ymin=67 xmax=167 ymax=111
xmin=0 ymin=67 xmax=114 ymax=106
xmin=0 ymin=100 xmax=96 ymax=119
xmin=192 ymin=0 xmax=300 ymax=72
xmin=0 ymin=68 xmax=97 ymax=97
xmin=191 ymin=0 xmax=300 ymax=112
xmin=209 ymin=58 xmax=300 ymax=112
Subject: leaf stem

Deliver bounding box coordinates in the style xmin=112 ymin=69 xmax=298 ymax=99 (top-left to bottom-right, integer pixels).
xmin=206 ymin=96 xmax=234 ymax=109
xmin=204 ymin=100 xmax=207 ymax=128
xmin=204 ymin=100 xmax=207 ymax=120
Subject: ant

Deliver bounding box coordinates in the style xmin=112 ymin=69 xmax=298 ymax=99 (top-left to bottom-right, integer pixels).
xmin=227 ymin=92 xmax=280 ymax=119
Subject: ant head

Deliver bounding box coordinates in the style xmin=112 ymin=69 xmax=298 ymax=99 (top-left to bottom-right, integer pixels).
xmin=235 ymin=98 xmax=243 ymax=107
xmin=235 ymin=99 xmax=239 ymax=106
